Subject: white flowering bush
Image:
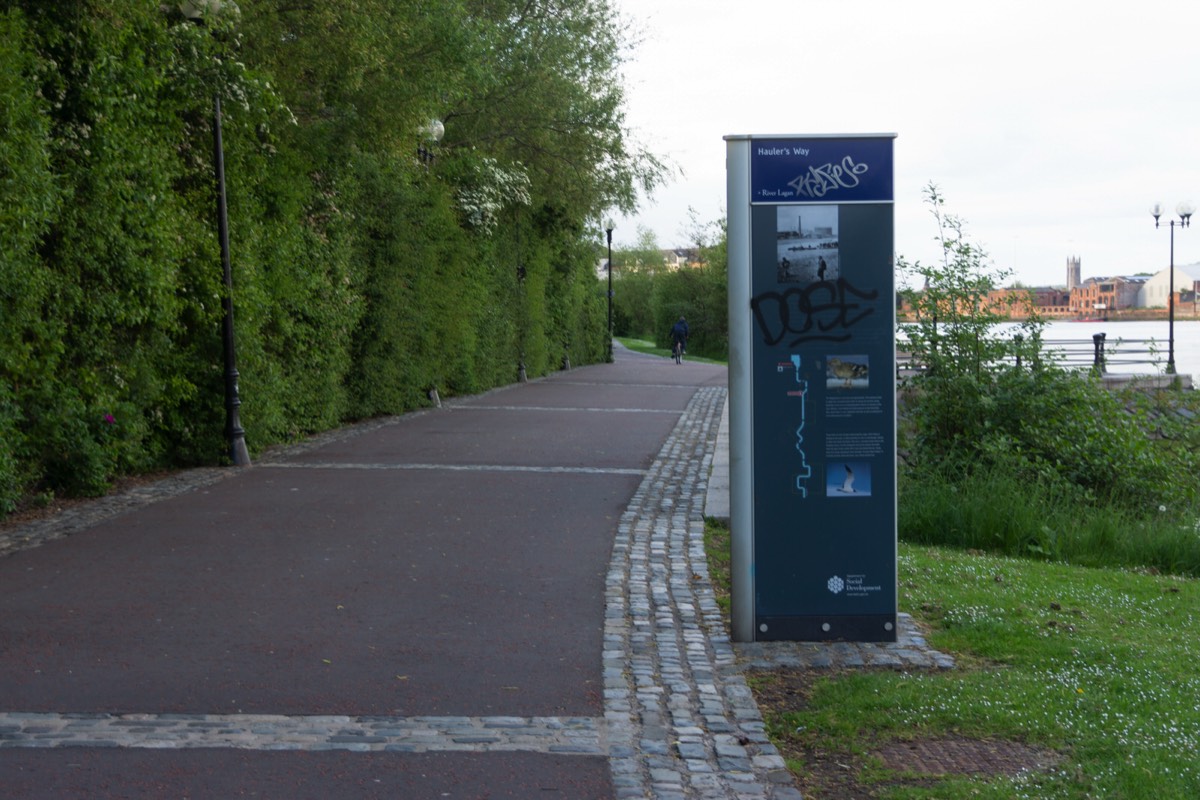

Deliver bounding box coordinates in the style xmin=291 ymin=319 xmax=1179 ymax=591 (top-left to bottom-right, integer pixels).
xmin=455 ymin=157 xmax=531 ymax=234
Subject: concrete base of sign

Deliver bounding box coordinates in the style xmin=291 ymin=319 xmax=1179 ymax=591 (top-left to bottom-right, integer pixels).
xmin=756 ymin=614 xmax=898 ymax=643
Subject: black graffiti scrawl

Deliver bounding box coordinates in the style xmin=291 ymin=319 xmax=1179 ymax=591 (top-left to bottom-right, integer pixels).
xmin=750 ymin=277 xmax=879 ymax=347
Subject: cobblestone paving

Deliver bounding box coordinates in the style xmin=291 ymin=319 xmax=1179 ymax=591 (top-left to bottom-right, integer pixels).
xmin=603 ymin=385 xmax=801 ymax=800
xmin=600 ymin=385 xmax=955 ymax=799
xmin=0 ymin=380 xmax=954 ymax=798
xmin=0 ymin=713 xmax=603 ymax=754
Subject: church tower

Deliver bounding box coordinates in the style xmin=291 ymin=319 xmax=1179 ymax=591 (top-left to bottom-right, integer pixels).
xmin=1066 ymin=256 xmax=1081 ymax=290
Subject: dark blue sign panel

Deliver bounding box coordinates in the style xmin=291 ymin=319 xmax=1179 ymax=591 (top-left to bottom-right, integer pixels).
xmin=748 ymin=136 xmax=896 ymax=642
xmin=751 ymin=137 xmax=893 ymax=204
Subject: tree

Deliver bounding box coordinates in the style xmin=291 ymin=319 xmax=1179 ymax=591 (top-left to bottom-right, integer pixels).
xmin=679 ymin=205 xmax=722 ymax=261
xmin=448 ymin=0 xmax=668 ymax=221
xmin=613 ymin=225 xmax=663 ymax=274
xmin=609 ymin=225 xmax=661 ymax=337
xmin=0 ymin=0 xmax=668 ymax=514
xmin=607 ymin=212 xmax=729 ymax=355
xmin=898 ymin=183 xmax=1041 ymax=381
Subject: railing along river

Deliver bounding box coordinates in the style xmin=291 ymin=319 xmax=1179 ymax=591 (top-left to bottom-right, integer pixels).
xmin=896 ymin=332 xmax=1167 ymax=376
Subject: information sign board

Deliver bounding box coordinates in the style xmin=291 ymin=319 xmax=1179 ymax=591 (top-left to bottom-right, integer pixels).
xmin=726 ymin=134 xmax=898 ymax=642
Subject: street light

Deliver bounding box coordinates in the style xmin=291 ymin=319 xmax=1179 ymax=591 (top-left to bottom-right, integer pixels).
xmin=1151 ymin=200 xmax=1195 ymax=375
xmin=605 ymin=220 xmax=615 ymax=363
xmin=418 ymin=119 xmax=444 ymax=164
xmin=170 ymin=0 xmax=250 ymax=465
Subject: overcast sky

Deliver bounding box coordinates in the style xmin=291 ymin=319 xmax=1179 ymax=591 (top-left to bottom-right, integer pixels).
xmin=608 ymin=0 xmax=1200 ymax=288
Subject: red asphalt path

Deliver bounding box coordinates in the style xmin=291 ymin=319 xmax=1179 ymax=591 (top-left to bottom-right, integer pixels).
xmin=0 ymin=348 xmax=726 ymax=798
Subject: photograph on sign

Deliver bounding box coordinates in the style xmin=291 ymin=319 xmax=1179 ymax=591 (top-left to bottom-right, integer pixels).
xmin=826 ymin=461 xmax=871 ymax=497
xmin=776 ymin=205 xmax=838 ymax=283
xmin=825 ymin=355 xmax=869 ymax=389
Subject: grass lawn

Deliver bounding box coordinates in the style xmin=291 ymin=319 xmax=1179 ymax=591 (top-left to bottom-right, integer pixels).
xmin=705 ymin=520 xmax=1200 ymax=799
xmin=616 ymin=336 xmax=724 ymax=364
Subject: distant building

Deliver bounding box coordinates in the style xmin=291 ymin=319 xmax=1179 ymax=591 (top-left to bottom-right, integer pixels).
xmin=1070 ymin=276 xmax=1146 ymax=316
xmin=1139 ymin=262 xmax=1200 ymax=307
xmin=902 ymin=254 xmax=1181 ymax=320
xmin=594 ymin=247 xmax=700 ymax=278
xmin=977 ymin=286 xmax=1071 ymax=318
xmin=1030 ymin=287 xmax=1071 ymax=316
xmin=660 ymin=248 xmax=700 ymax=270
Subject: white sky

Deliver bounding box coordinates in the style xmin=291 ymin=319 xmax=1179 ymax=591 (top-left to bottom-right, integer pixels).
xmin=608 ymin=0 xmax=1200 ymax=288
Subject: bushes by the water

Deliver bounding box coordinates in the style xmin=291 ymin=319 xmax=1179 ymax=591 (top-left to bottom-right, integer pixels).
xmin=898 ymin=185 xmax=1200 ymax=574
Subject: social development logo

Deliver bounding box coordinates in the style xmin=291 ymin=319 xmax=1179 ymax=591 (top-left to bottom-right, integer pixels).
xmin=827 ymin=575 xmax=845 ymax=594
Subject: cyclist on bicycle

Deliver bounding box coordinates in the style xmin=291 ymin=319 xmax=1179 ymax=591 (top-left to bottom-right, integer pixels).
xmin=670 ymin=316 xmax=689 ymax=361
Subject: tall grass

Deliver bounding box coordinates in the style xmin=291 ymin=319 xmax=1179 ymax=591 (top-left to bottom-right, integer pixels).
xmin=899 ymin=464 xmax=1200 ymax=577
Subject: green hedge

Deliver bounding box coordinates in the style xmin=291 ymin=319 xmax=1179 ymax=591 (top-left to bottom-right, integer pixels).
xmin=0 ymin=2 xmax=619 ymax=516
xmin=611 ymin=259 xmax=728 ymax=361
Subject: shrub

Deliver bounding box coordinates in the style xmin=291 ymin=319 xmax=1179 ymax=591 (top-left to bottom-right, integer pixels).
xmin=897 ymin=185 xmax=1200 ymax=570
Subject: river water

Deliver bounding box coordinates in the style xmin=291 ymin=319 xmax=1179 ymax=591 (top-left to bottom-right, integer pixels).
xmin=900 ymin=320 xmax=1200 ymax=381
xmin=1018 ymin=320 xmax=1200 ymax=380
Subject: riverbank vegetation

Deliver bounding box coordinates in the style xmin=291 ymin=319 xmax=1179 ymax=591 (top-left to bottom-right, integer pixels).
xmin=898 ymin=185 xmax=1200 ymax=575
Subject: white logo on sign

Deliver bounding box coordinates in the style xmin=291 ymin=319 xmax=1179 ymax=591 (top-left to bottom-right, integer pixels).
xmin=827 ymin=575 xmax=845 ymax=594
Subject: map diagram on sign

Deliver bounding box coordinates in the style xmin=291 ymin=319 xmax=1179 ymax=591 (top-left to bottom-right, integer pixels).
xmin=779 ymin=355 xmax=812 ymax=498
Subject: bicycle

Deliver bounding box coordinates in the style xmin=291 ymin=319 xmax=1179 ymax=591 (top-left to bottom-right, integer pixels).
xmin=672 ymin=339 xmax=684 ymax=364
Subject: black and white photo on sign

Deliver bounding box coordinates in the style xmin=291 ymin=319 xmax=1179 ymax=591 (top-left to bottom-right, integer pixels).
xmin=776 ymin=204 xmax=839 ymax=284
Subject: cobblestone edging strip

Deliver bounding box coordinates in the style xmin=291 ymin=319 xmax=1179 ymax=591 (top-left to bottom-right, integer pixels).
xmin=0 ymin=714 xmax=602 ymax=753
xmin=603 ymin=384 xmax=955 ymax=799
xmin=736 ymin=615 xmax=956 ymax=672
xmin=603 ymin=385 xmax=803 ymax=800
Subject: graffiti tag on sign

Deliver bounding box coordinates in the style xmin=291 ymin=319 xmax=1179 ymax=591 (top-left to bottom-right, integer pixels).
xmin=787 ymin=156 xmax=870 ymax=199
xmin=750 ymin=278 xmax=879 ymax=347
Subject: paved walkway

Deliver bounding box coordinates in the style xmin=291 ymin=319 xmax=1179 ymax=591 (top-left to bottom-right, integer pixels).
xmin=0 ymin=344 xmax=951 ymax=799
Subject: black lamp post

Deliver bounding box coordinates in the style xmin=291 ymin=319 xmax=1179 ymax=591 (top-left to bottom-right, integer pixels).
xmin=174 ymin=0 xmax=250 ymax=465
xmin=516 ymin=217 xmax=527 ymax=381
xmin=1151 ymin=201 xmax=1195 ymax=376
xmin=213 ymin=93 xmax=250 ymax=465
xmin=605 ymin=221 xmax=614 ymax=363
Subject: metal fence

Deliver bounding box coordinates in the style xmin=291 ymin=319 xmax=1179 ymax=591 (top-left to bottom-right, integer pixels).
xmin=896 ymin=332 xmax=1165 ymax=376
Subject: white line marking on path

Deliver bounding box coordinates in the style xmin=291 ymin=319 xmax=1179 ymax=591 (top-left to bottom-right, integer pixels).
xmin=261 ymin=463 xmax=647 ymax=476
xmin=453 ymin=404 xmax=682 ymax=414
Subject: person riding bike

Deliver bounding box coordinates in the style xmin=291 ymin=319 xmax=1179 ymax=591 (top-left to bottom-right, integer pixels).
xmin=670 ymin=316 xmax=689 ymax=362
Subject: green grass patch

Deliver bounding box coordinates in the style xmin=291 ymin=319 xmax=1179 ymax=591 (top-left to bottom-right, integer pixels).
xmin=705 ymin=519 xmax=1200 ymax=798
xmin=900 ymin=464 xmax=1200 ymax=577
xmin=616 ymin=336 xmax=726 ymax=364
xmin=703 ymin=517 xmax=731 ymax=617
